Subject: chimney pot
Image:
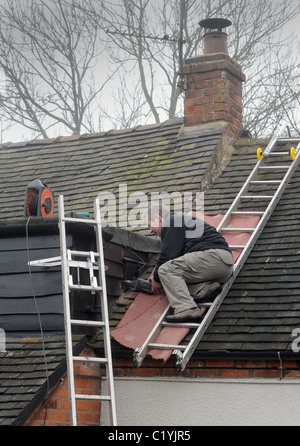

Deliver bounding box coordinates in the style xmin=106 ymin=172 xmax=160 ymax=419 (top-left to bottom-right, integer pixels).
xmin=203 ymin=31 xmax=228 ymax=55
xmin=199 ymin=18 xmax=232 ymax=55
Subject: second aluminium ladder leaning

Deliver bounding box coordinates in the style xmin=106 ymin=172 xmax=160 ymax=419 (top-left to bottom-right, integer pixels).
xmin=58 ymin=195 xmax=117 ymax=426
xmin=133 ymin=122 xmax=300 ymax=372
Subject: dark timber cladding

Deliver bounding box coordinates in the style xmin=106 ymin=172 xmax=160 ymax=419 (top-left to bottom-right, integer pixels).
xmin=0 ymin=221 xmax=61 ymax=337
xmin=0 ymin=217 xmax=155 ymax=339
xmin=0 ymin=218 xmax=95 ymax=337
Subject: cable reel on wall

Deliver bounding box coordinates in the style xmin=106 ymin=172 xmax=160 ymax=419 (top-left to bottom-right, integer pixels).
xmin=24 ymin=179 xmax=54 ymax=217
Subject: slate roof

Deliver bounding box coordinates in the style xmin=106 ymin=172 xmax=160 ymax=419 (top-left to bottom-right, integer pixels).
xmin=0 ymin=118 xmax=225 ymax=225
xmin=0 ymin=335 xmax=86 ymax=426
xmin=1 ymin=117 xmax=300 ymax=426
xmin=0 ymin=119 xmax=299 ymax=359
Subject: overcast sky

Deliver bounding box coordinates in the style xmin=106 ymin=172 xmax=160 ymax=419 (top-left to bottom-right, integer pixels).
xmin=1 ymin=0 xmax=300 ymax=144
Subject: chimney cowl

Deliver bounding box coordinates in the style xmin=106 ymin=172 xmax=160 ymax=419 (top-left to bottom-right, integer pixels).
xmin=199 ymin=18 xmax=232 ymax=32
xmin=199 ymin=18 xmax=232 ymax=55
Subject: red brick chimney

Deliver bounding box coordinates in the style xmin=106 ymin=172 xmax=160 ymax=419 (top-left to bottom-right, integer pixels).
xmin=183 ymin=18 xmax=246 ymax=139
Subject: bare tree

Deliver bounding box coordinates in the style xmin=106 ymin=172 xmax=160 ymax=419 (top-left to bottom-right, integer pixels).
xmin=0 ymin=0 xmax=299 ymax=140
xmin=222 ymin=0 xmax=300 ymax=136
xmin=81 ymin=0 xmax=300 ymax=136
xmin=0 ymin=0 xmax=114 ymax=139
xmin=102 ymin=73 xmax=150 ymax=129
xmin=242 ymin=46 xmax=300 ymax=137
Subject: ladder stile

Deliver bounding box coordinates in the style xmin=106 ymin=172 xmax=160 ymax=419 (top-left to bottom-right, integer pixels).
xmin=133 ymin=304 xmax=171 ymax=368
xmin=58 ymin=195 xmax=77 ymax=426
xmin=94 ymin=198 xmax=117 ymax=426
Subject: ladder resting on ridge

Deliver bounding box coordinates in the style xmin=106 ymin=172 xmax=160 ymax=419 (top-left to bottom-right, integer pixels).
xmin=133 ymin=123 xmax=300 ymax=372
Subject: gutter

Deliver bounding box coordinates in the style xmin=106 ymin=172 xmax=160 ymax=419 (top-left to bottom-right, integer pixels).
xmin=106 ymin=346 xmax=300 ymax=363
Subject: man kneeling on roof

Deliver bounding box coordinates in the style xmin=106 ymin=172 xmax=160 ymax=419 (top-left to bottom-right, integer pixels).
xmin=147 ymin=203 xmax=234 ymax=323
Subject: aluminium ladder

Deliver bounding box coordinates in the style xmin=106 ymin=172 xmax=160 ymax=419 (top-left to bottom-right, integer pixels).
xmin=133 ymin=123 xmax=300 ymax=372
xmin=59 ymin=195 xmax=117 ymax=426
xmin=28 ymin=196 xmax=117 ymax=425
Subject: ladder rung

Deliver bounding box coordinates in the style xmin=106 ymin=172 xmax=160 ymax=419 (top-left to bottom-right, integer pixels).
xmin=63 ymin=216 xmax=97 ymax=224
xmin=229 ymin=245 xmax=245 ymax=249
xmin=221 ymin=227 xmax=255 ymax=232
xmin=240 ymin=195 xmax=273 ymax=199
xmin=75 ymin=394 xmax=111 ymax=401
xmin=231 ymin=211 xmax=264 ymax=216
xmin=278 ymin=138 xmax=300 ymax=143
xmin=250 ymin=180 xmax=281 ymax=184
xmin=148 ymin=343 xmax=187 ymax=351
xmin=162 ymin=322 xmax=200 ymax=329
xmin=258 ymin=166 xmax=289 ymax=170
xmin=268 ymin=151 xmax=289 ymax=156
xmin=67 ymin=261 xmax=99 ymax=271
xmin=72 ymin=356 xmax=108 ymax=364
xmin=70 ymin=319 xmax=105 ymax=327
xmin=69 ymin=249 xmax=100 ymax=257
xmin=69 ymin=284 xmax=102 ymax=291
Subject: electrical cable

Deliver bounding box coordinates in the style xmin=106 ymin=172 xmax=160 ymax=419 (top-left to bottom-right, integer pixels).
xmin=25 ymin=217 xmax=50 ymax=425
xmin=113 ymin=225 xmax=147 ymax=274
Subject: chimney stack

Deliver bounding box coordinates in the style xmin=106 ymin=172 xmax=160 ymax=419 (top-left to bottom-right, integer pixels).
xmin=183 ymin=18 xmax=246 ymax=139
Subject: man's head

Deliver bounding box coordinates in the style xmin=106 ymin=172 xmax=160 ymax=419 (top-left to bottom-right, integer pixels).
xmin=146 ymin=202 xmax=170 ymax=237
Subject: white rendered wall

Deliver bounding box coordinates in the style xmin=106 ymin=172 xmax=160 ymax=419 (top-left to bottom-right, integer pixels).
xmin=101 ymin=377 xmax=300 ymax=426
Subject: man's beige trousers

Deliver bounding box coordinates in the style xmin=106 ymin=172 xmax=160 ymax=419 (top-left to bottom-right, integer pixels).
xmin=158 ymin=249 xmax=234 ymax=314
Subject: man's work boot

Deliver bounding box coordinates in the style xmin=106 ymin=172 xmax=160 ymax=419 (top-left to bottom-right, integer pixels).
xmin=194 ymin=282 xmax=222 ymax=304
xmin=165 ymin=307 xmax=203 ymax=323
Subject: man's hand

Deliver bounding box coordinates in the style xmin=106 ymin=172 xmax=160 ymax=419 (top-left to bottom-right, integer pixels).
xmin=150 ymin=278 xmax=163 ymax=294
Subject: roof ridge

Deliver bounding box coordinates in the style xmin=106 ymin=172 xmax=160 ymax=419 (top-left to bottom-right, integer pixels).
xmin=0 ymin=118 xmax=184 ymax=150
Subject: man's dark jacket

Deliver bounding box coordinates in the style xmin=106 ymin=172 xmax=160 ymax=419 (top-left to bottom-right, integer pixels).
xmin=153 ymin=213 xmax=231 ymax=283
